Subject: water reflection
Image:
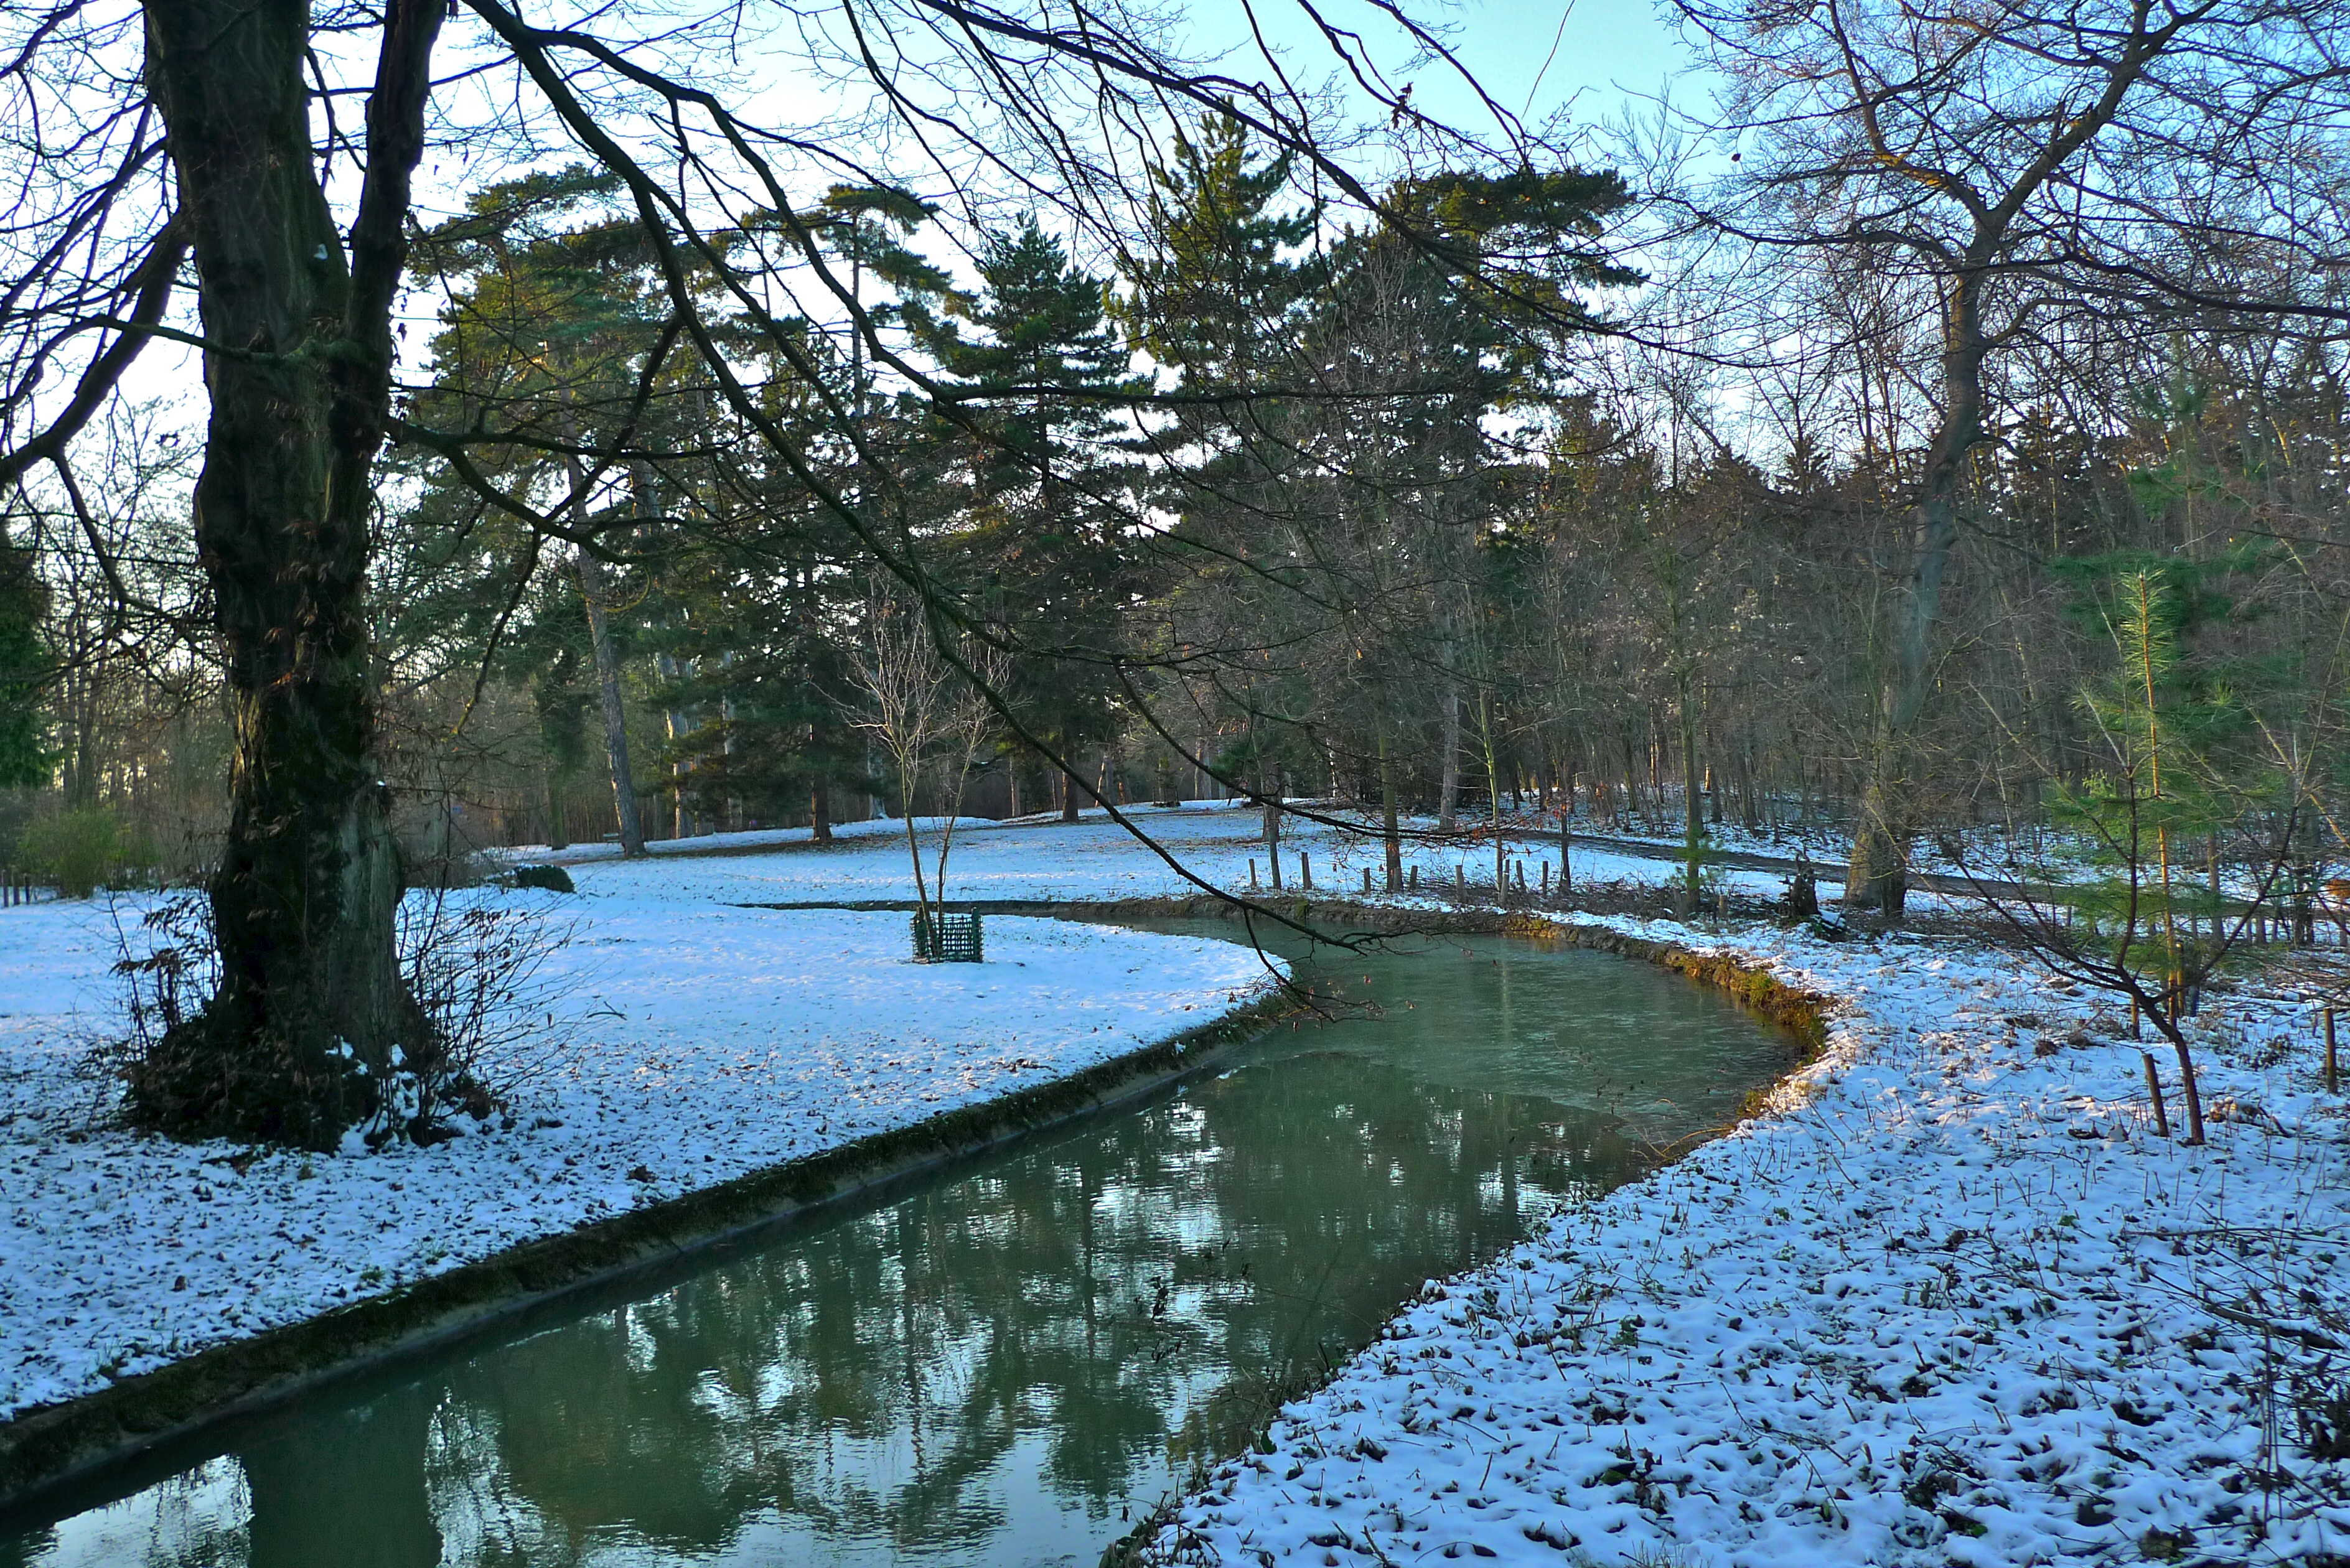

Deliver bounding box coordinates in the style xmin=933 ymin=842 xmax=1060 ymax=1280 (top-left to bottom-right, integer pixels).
xmin=9 ymin=934 xmax=1789 ymax=1568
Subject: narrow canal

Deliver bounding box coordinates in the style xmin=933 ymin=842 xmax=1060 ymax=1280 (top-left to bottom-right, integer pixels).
xmin=6 ymin=923 xmax=1795 ymax=1568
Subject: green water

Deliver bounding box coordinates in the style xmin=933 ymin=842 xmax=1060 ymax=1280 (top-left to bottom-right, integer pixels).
xmin=4 ymin=926 xmax=1792 ymax=1568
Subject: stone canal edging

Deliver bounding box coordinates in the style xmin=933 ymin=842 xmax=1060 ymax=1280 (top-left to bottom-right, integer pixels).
xmin=0 ymin=979 xmax=1291 ymax=1517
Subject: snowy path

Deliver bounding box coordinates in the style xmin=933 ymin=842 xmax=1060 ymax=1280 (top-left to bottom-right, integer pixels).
xmin=1141 ymin=918 xmax=2350 ymax=1567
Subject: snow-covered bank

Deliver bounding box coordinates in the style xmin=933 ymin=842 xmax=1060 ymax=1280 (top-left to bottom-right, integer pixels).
xmin=1141 ymin=917 xmax=2350 ymax=1566
xmin=0 ymin=892 xmax=1279 ymax=1422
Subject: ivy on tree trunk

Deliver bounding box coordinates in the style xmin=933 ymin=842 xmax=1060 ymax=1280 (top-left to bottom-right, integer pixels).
xmin=125 ymin=0 xmax=443 ymax=1149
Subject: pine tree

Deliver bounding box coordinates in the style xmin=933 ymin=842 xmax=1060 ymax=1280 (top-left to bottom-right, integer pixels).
xmin=917 ymin=218 xmax=1147 ymax=818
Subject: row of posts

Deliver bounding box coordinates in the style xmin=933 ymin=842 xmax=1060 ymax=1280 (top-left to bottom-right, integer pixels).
xmin=1244 ymin=854 xmax=1560 ymax=897
xmin=0 ymin=868 xmax=46 ymax=907
xmin=1236 ymin=851 xmax=2349 ymax=1101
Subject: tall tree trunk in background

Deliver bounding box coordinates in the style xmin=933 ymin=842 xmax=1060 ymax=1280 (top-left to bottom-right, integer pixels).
xmin=1263 ymin=765 xmax=1283 ymax=889
xmin=1845 ymin=269 xmax=1986 ymax=923
xmin=638 ymin=460 xmax=695 ymax=838
xmin=1377 ymin=711 xmax=1403 ymax=890
xmin=543 ymin=768 xmax=568 ymax=850
xmin=128 ymin=0 xmax=442 ymax=1148
xmin=1477 ymin=689 xmax=1506 ymax=894
xmin=1678 ymin=668 xmax=1703 ymax=913
xmin=1060 ymin=739 xmax=1084 ymax=821
xmin=1437 ymin=666 xmax=1461 ymax=833
xmin=561 ymin=432 xmax=645 ymax=855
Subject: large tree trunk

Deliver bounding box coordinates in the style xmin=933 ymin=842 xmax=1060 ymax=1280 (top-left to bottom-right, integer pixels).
xmin=1844 ymin=274 xmax=1987 ymax=923
xmin=126 ymin=1 xmax=443 ymax=1149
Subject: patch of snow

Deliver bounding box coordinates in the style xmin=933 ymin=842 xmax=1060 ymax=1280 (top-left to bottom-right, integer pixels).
xmin=0 ymin=890 xmax=1279 ymax=1420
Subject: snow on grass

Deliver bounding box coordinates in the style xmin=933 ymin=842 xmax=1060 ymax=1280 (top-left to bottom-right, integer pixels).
xmin=0 ymin=889 xmax=1280 ymax=1422
xmin=548 ymin=801 xmax=1795 ymax=907
xmin=22 ymin=805 xmax=2339 ymax=1566
xmin=482 ymin=811 xmax=993 ymax=865
xmin=1140 ymin=915 xmax=2350 ymax=1566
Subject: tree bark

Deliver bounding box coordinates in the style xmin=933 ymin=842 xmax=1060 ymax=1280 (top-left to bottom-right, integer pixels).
xmin=1263 ymin=766 xmax=1283 ymax=888
xmin=1844 ymin=269 xmax=1982 ymax=922
xmin=128 ymin=0 xmax=442 ymax=1148
xmin=561 ymin=431 xmax=645 ymax=856
xmin=1437 ymin=667 xmax=1461 ymax=833
xmin=1678 ymin=667 xmax=1703 ymax=913
xmin=1377 ymin=711 xmax=1402 ymax=891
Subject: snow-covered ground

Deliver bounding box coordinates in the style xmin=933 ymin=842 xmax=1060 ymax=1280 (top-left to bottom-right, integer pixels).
xmin=509 ymin=800 xmax=1804 ymax=908
xmin=0 ymin=885 xmax=1278 ymax=1421
xmin=14 ymin=806 xmax=2348 ymax=1566
xmin=1141 ymin=916 xmax=2350 ymax=1567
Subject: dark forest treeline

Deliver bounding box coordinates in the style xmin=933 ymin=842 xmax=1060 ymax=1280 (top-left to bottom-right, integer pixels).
xmin=7 ymin=144 xmax=2343 ymax=908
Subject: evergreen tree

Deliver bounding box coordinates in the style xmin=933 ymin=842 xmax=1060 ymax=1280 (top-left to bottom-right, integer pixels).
xmin=1115 ymin=114 xmax=1319 ymax=393
xmin=918 ymin=218 xmax=1148 ymax=818
xmin=400 ymin=167 xmax=688 ymax=853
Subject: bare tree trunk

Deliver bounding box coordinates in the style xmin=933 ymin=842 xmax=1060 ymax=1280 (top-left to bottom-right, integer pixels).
xmin=639 ymin=462 xmax=695 ymax=839
xmin=1679 ymin=670 xmax=1704 ymax=913
xmin=543 ymin=769 xmax=568 ymax=850
xmin=1479 ymin=690 xmax=1507 ymax=894
xmin=1377 ymin=711 xmax=1402 ymax=891
xmin=1848 ymin=241 xmax=1988 ymax=923
xmin=127 ymin=0 xmax=442 ymax=1148
xmin=1263 ymin=766 xmax=1283 ymax=889
xmin=561 ymin=432 xmax=645 ymax=856
xmin=1438 ymin=671 xmax=1461 ymax=833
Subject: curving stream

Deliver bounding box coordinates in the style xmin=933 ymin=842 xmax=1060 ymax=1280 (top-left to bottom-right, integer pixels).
xmin=4 ymin=922 xmax=1794 ymax=1568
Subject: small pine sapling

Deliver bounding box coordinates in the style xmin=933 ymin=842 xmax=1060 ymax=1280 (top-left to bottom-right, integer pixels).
xmin=1946 ymin=565 xmax=2311 ymax=1146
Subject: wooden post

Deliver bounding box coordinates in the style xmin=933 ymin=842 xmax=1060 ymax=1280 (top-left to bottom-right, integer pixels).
xmin=1541 ymin=861 xmax=1550 ymax=895
xmin=1409 ymin=865 xmax=1418 ymax=889
xmin=2130 ymin=997 xmax=2142 ymax=1040
xmin=1362 ymin=867 xmax=1372 ymax=893
xmin=1455 ymin=865 xmax=1466 ymax=891
xmin=1300 ymin=852 xmax=1311 ymax=889
xmin=1248 ymin=858 xmax=1258 ymax=890
xmin=2325 ymin=1007 xmax=2339 ymax=1094
xmin=2142 ymin=1052 xmax=2170 ymax=1139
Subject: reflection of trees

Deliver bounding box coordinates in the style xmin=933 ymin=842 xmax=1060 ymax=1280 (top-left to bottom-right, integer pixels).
xmin=241 ymin=1381 xmax=441 ymax=1568
xmin=423 ymin=1041 xmax=1647 ymax=1561
xmin=441 ymin=1298 xmax=775 ymax=1558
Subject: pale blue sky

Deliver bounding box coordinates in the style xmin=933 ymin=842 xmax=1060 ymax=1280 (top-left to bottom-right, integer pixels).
xmin=1177 ymin=0 xmax=1693 ymax=151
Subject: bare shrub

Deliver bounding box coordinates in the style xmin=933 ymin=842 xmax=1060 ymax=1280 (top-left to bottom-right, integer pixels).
xmin=100 ymin=885 xmax=576 ymax=1147
xmin=395 ymin=885 xmax=580 ymax=1138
